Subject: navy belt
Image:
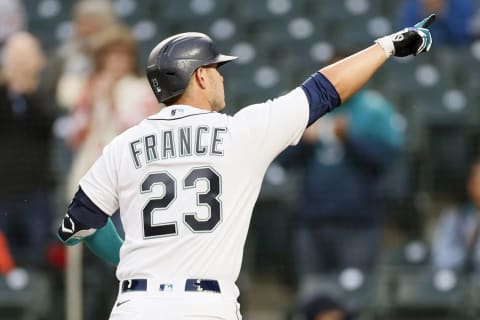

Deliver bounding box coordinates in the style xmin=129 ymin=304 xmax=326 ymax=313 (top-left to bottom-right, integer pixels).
xmin=185 ymin=279 xmax=221 ymax=293
xmin=121 ymin=279 xmax=147 ymax=292
xmin=121 ymin=279 xmax=221 ymax=293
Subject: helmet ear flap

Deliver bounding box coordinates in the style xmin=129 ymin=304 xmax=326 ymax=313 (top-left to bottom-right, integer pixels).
xmin=146 ymin=32 xmax=238 ymax=103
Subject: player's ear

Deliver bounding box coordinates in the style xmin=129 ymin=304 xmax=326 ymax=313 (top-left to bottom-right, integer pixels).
xmin=193 ymin=67 xmax=208 ymax=90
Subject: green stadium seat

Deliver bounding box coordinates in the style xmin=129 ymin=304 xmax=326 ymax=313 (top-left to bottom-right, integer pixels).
xmin=159 ymin=0 xmax=232 ymax=22
xmin=0 ymin=270 xmax=52 ymax=320
xmin=165 ymin=19 xmax=212 ymax=37
xmin=424 ymin=124 xmax=474 ymax=196
xmin=466 ymin=275 xmax=480 ymax=318
xmin=242 ymin=18 xmax=291 ymax=51
xmin=385 ymin=267 xmax=469 ymax=318
xmin=131 ymin=0 xmax=164 ymax=17
xmin=298 ymin=271 xmax=378 ymax=317
xmin=233 ymin=0 xmax=305 ymax=23
xmin=379 ymin=1 xmax=402 ymax=19
xmin=412 ymin=89 xmax=476 ymax=126
xmin=305 ymin=0 xmax=351 ymax=21
xmin=325 ymin=16 xmax=374 ymax=50
xmin=379 ymin=56 xmax=427 ymax=98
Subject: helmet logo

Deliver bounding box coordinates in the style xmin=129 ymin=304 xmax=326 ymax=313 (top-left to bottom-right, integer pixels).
xmin=152 ymin=78 xmax=161 ymax=93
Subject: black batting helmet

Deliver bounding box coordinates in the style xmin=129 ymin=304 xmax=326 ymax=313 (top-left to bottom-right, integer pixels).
xmin=146 ymin=32 xmax=238 ymax=103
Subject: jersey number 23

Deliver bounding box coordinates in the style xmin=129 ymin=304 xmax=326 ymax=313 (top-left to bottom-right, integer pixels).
xmin=141 ymin=167 xmax=221 ymax=238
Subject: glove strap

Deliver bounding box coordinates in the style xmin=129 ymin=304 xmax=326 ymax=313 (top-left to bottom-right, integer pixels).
xmin=374 ymin=36 xmax=395 ymax=58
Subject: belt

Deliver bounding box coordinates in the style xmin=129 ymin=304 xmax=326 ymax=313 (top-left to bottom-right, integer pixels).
xmin=121 ymin=279 xmax=221 ymax=293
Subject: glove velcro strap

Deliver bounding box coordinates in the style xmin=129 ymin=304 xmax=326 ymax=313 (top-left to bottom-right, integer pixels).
xmin=375 ymin=36 xmax=395 ymax=58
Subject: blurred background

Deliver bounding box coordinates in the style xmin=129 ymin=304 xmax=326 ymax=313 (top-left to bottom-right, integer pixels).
xmin=1 ymin=0 xmax=480 ymax=319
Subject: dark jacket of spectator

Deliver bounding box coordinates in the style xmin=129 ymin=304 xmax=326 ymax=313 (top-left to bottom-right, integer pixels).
xmin=0 ymin=84 xmax=56 ymax=197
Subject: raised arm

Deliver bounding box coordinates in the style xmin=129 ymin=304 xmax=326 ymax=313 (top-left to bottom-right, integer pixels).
xmin=300 ymin=14 xmax=435 ymax=128
xmin=321 ymin=45 xmax=387 ymax=103
xmin=321 ymin=14 xmax=435 ymax=103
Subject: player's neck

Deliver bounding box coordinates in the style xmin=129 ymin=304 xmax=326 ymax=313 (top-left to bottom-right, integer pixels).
xmin=175 ymin=96 xmax=214 ymax=111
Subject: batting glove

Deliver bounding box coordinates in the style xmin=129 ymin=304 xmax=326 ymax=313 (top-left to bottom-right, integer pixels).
xmin=375 ymin=14 xmax=435 ymax=58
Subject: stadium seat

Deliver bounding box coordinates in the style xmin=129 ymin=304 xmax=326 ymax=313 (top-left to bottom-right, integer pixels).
xmin=242 ymin=18 xmax=291 ymax=52
xmin=385 ymin=267 xmax=469 ymax=318
xmin=298 ymin=270 xmax=378 ymax=317
xmin=466 ymin=275 xmax=480 ymax=319
xmin=223 ymin=54 xmax=291 ymax=111
xmin=305 ymin=0 xmax=352 ymax=21
xmin=233 ymin=0 xmax=305 ymax=23
xmin=130 ymin=0 xmax=164 ymax=17
xmin=379 ymin=241 xmax=430 ymax=268
xmin=424 ymin=124 xmax=474 ymax=196
xmin=159 ymin=0 xmax=231 ymax=22
xmin=379 ymin=56 xmax=431 ymax=101
xmin=0 ymin=270 xmax=52 ymax=320
xmin=325 ymin=16 xmax=374 ymax=50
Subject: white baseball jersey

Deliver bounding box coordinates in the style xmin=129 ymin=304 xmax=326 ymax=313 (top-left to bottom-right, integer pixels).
xmin=79 ymin=87 xmax=309 ymax=296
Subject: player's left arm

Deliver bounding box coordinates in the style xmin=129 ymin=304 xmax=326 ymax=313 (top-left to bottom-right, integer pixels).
xmin=233 ymin=15 xmax=434 ymax=163
xmin=305 ymin=15 xmax=435 ymax=124
xmin=57 ymin=187 xmax=123 ymax=265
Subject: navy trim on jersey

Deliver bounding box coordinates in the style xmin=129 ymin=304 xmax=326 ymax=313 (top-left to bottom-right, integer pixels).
xmin=148 ymin=112 xmax=213 ymax=121
xmin=68 ymin=187 xmax=109 ymax=229
xmin=301 ymin=72 xmax=341 ymax=126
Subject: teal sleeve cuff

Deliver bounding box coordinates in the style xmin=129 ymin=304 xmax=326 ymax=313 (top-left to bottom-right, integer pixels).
xmin=57 ymin=233 xmax=82 ymax=246
xmin=83 ymin=218 xmax=123 ymax=265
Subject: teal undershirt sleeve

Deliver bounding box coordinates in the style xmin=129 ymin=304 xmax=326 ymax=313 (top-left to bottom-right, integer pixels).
xmin=84 ymin=218 xmax=123 ymax=265
xmin=57 ymin=218 xmax=123 ymax=265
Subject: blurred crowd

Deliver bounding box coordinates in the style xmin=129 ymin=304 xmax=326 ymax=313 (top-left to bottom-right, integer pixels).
xmin=0 ymin=0 xmax=158 ymax=318
xmin=1 ymin=0 xmax=480 ymax=319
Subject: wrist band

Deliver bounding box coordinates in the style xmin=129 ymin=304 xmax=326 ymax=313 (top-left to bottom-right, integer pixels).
xmin=374 ymin=36 xmax=394 ymax=58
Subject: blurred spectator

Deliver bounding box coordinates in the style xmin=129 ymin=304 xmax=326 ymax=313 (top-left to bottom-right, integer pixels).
xmin=299 ymin=294 xmax=354 ymax=320
xmin=0 ymin=32 xmax=56 ymax=266
xmin=0 ymin=0 xmax=26 ymax=48
xmin=431 ymin=160 xmax=480 ymax=276
xmin=66 ymin=24 xmax=159 ymax=197
xmin=43 ymin=0 xmax=119 ymax=111
xmin=399 ymin=0 xmax=476 ymax=45
xmin=62 ymin=25 xmax=158 ymax=318
xmin=279 ymin=89 xmax=403 ymax=278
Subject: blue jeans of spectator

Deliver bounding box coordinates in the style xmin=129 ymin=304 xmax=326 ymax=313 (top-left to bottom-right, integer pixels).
xmin=295 ymin=222 xmax=382 ymax=277
xmin=0 ymin=191 xmax=53 ymax=266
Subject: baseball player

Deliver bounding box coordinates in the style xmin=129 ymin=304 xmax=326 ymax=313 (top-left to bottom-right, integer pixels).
xmin=57 ymin=15 xmax=435 ymax=320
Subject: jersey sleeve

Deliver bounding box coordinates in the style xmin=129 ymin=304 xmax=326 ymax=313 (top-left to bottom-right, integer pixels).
xmin=79 ymin=141 xmax=119 ymax=216
xmin=232 ymin=87 xmax=309 ymax=161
